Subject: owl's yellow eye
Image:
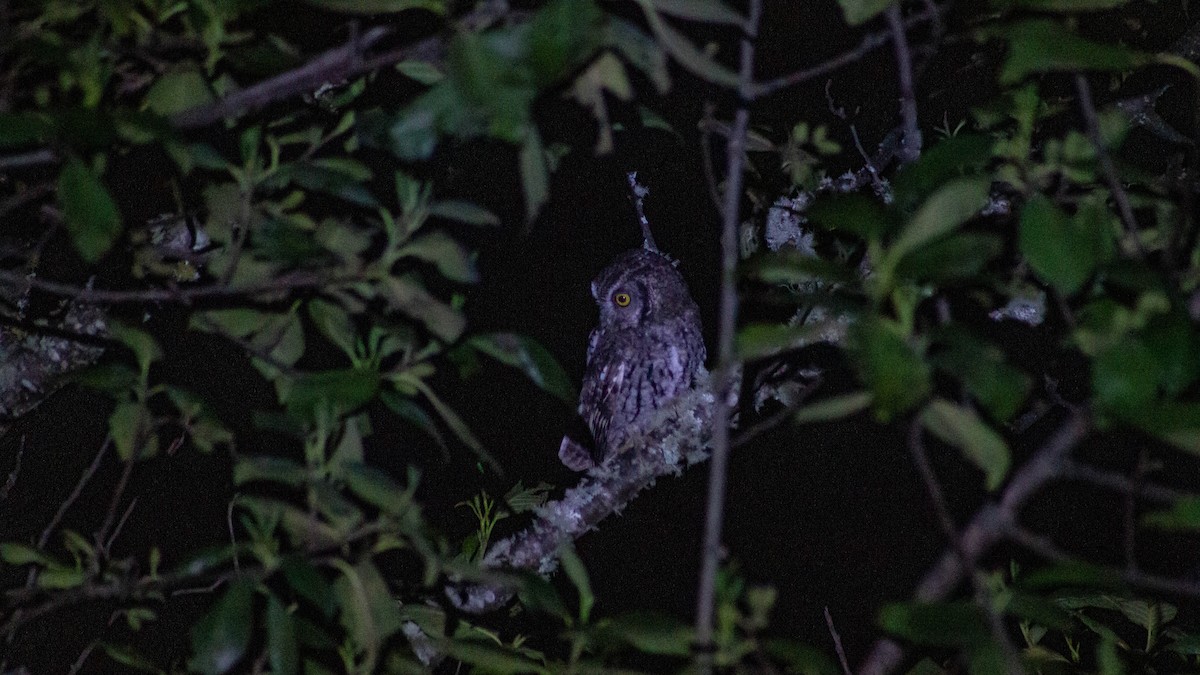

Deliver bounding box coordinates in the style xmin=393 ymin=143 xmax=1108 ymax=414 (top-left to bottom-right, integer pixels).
xmin=614 ymin=292 xmax=631 ymax=307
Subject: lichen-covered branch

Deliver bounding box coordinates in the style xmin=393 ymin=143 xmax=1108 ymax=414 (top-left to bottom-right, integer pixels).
xmin=447 ymin=380 xmax=715 ymax=613
xmin=0 ymin=299 xmax=107 ymax=435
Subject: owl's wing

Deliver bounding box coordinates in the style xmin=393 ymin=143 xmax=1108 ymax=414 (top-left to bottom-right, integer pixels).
xmin=584 ymin=357 xmax=628 ymax=460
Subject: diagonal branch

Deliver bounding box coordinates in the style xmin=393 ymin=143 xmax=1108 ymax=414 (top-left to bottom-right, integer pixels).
xmin=857 ymin=411 xmax=1090 ymax=675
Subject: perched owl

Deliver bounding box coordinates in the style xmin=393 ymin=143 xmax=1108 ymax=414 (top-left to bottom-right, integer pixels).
xmin=559 ymin=248 xmax=707 ymax=471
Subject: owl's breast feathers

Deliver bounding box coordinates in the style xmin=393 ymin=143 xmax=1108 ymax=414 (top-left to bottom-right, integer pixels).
xmin=579 ymin=317 xmax=705 ymax=463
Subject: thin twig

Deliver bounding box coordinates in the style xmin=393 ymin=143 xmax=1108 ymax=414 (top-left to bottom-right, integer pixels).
xmin=1123 ymin=450 xmax=1146 ymax=572
xmin=908 ymin=421 xmax=1023 ymax=674
xmin=698 ymin=102 xmax=725 ymax=215
xmin=1059 ymin=460 xmax=1186 ymax=503
xmin=1009 ymin=525 xmax=1200 ymax=599
xmin=95 ymin=450 xmax=137 ymax=556
xmin=857 ymin=412 xmax=1090 ymax=675
xmin=626 ymin=172 xmax=659 ymax=252
xmin=693 ymin=0 xmax=762 ymax=668
xmin=67 ymin=641 xmax=97 ymax=675
xmin=103 ymin=496 xmax=138 ymax=554
xmin=37 ymin=438 xmax=110 ymax=550
xmin=824 ymin=607 xmax=852 ymax=675
xmin=0 ymin=268 xmax=341 ymax=305
xmin=0 ymin=439 xmax=22 ymax=502
xmin=751 ymin=5 xmax=943 ymax=99
xmin=1074 ymin=74 xmax=1146 ymax=258
xmin=0 ymin=149 xmax=57 ymax=172
xmin=885 ymin=4 xmax=922 ymax=163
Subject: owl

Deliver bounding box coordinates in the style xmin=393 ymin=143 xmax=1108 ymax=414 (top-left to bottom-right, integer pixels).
xmin=558 ymin=248 xmax=707 ymax=471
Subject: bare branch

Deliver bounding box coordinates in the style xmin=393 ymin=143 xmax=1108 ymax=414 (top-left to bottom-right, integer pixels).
xmin=751 ymin=5 xmax=943 ymax=99
xmin=824 ymin=607 xmax=852 ymax=675
xmin=1074 ymin=74 xmax=1146 ymax=258
xmin=626 ymin=171 xmax=659 ymax=252
xmin=885 ymin=5 xmax=922 ymax=163
xmin=693 ymin=0 xmax=762 ymax=668
xmin=37 ymin=438 xmax=110 ymax=550
xmin=857 ymin=412 xmax=1090 ymax=675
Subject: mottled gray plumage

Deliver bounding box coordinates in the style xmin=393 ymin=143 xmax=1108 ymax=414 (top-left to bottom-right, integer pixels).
xmin=559 ymin=249 xmax=707 ymax=471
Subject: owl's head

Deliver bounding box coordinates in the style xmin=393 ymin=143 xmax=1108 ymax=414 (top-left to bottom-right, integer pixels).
xmin=591 ymin=249 xmax=697 ymax=329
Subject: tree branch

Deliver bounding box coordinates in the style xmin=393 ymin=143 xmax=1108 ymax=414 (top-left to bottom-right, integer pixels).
xmin=857 ymin=412 xmax=1090 ymax=675
xmin=692 ymin=0 xmax=762 ymax=668
xmin=751 ymin=4 xmax=943 ymax=99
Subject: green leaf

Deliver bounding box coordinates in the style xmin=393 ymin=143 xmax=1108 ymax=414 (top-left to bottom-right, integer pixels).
xmin=233 ymin=455 xmax=308 ymax=487
xmin=380 ymin=277 xmax=466 ymax=342
xmin=299 ymin=0 xmax=444 ymax=13
xmin=892 ymin=134 xmax=995 ymax=208
xmin=647 ymin=0 xmax=745 ymax=25
xmin=98 ymin=643 xmax=161 ymax=673
xmin=998 ymin=0 xmax=1129 ymax=10
xmin=281 ymin=557 xmax=336 ymax=617
xmin=444 ymin=641 xmax=549 ymax=674
xmin=837 ymin=0 xmax=895 ymax=24
xmin=793 ymin=391 xmax=874 ymax=424
xmin=386 ymin=95 xmax=441 ymax=161
xmin=428 ymin=200 xmax=501 ymax=226
xmin=0 ymin=543 xmax=58 ymax=567
xmin=747 ymin=251 xmax=859 ymax=287
xmin=1143 ymin=497 xmax=1200 ymax=531
xmin=878 ymin=602 xmax=991 ymax=646
xmin=396 ymin=60 xmax=443 ymax=84
xmin=989 ymin=20 xmax=1147 ymax=84
xmin=37 ymin=567 xmax=86 ymax=589
xmin=848 ymin=317 xmax=931 ymax=420
xmin=736 ymin=322 xmax=830 ymax=360
xmin=267 ymin=595 xmax=299 ymax=675
xmin=1019 ymin=193 xmax=1109 ymax=294
xmin=920 ymin=399 xmax=1011 ymax=491
xmin=559 ymin=545 xmax=594 ymax=624
xmin=1126 ymin=402 xmax=1200 ymax=453
xmin=0 ymin=112 xmax=53 ymax=147
xmin=930 ymin=330 xmax=1030 ymax=421
xmin=630 ymin=0 xmax=740 ymax=86
xmin=406 ymin=377 xmax=500 ymax=472
xmin=806 ymin=193 xmax=898 ymax=242
xmin=528 ymin=0 xmax=604 ymax=85
xmin=272 ymin=164 xmax=378 ymax=208
xmin=601 ymin=612 xmax=693 ymax=656
xmin=285 ymin=368 xmax=380 ymax=419
xmin=144 ymin=68 xmax=214 ymax=117
xmin=895 ymin=233 xmax=1003 ymax=282
xmin=333 ymin=560 xmax=404 ymax=661
xmin=399 ymin=231 xmax=478 ymax=283
xmin=58 ymin=156 xmax=123 ymax=262
xmin=1092 ymin=338 xmax=1161 ymax=413
xmin=110 ymin=402 xmax=154 ymax=461
xmin=188 ymin=580 xmax=253 ymax=675
xmin=109 ymin=321 xmax=162 ymax=377
xmin=1142 ymin=311 xmax=1200 ymax=395
xmin=763 ymin=639 xmax=840 ymax=675
xmin=341 ymin=462 xmax=412 ymax=515
xmin=889 ymin=178 xmax=990 ymax=262
xmin=468 ymin=332 xmax=575 ymax=403
xmin=519 ymin=129 xmax=549 ymax=223
xmin=308 ymin=299 xmax=357 ymax=356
